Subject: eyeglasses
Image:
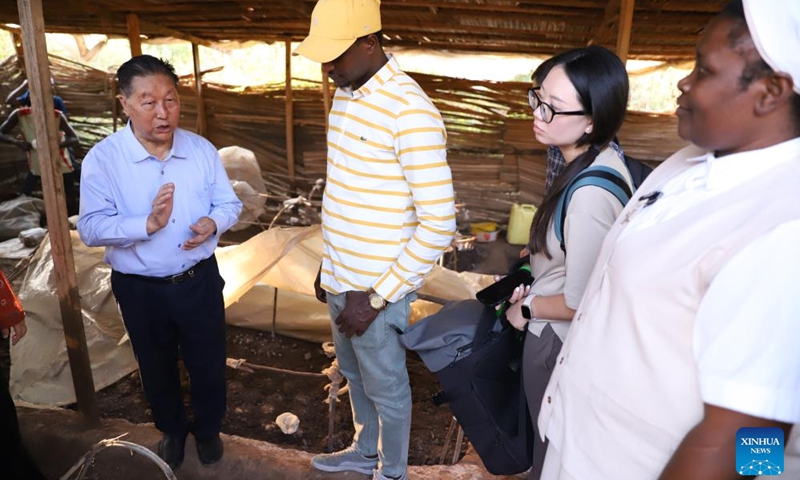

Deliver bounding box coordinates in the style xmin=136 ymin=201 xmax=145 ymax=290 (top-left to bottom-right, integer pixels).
xmin=527 ymin=87 xmax=586 ymax=124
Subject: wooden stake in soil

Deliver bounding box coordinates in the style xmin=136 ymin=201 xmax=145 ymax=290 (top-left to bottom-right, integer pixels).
xmin=16 ymin=0 xmax=99 ymax=425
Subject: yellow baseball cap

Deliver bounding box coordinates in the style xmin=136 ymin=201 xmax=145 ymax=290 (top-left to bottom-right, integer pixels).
xmin=293 ymin=0 xmax=382 ymax=63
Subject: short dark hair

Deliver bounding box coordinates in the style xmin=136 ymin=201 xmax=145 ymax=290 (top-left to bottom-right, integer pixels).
xmin=717 ymin=0 xmax=800 ymax=127
xmin=117 ymin=55 xmax=179 ymax=97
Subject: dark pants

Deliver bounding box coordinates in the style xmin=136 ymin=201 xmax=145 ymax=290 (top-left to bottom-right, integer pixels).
xmin=22 ymin=171 xmax=79 ymax=216
xmin=523 ymin=325 xmax=563 ymax=480
xmin=110 ymin=255 xmax=227 ymax=439
xmin=1 ymin=368 xmax=46 ymax=480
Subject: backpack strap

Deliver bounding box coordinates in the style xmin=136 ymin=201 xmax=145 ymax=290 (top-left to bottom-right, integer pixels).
xmin=554 ymin=166 xmax=632 ymax=253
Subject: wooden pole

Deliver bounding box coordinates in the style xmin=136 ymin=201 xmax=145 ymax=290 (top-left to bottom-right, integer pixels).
xmin=192 ymin=42 xmax=207 ymax=137
xmin=112 ymin=78 xmax=119 ymax=132
xmin=322 ymin=70 xmax=331 ymax=133
xmin=285 ymin=40 xmax=295 ymax=182
xmin=16 ymin=0 xmax=99 ymax=425
xmin=126 ymin=13 xmax=142 ymax=57
xmin=12 ymin=32 xmax=24 ymax=59
xmin=616 ymin=0 xmax=635 ymax=65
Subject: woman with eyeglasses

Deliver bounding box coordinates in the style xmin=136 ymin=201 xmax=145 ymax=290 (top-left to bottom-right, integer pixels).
xmin=504 ymin=45 xmax=633 ymax=480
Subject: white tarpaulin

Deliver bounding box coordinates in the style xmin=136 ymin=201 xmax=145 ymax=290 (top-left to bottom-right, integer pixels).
xmin=10 ymin=226 xmax=493 ymax=406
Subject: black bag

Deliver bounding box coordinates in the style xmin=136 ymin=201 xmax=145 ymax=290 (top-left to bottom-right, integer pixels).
xmin=623 ymin=154 xmax=653 ymax=190
xmin=400 ymin=300 xmax=533 ymax=475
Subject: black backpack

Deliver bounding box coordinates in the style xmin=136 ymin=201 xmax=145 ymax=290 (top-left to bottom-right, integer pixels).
xmin=623 ymin=154 xmax=653 ymax=190
xmin=399 ymin=300 xmax=533 ymax=475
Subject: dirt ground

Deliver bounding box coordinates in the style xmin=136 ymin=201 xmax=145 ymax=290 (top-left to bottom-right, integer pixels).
xmin=92 ymin=326 xmax=460 ymax=466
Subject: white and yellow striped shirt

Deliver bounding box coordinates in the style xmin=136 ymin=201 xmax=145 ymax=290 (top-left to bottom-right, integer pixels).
xmin=320 ymin=55 xmax=456 ymax=303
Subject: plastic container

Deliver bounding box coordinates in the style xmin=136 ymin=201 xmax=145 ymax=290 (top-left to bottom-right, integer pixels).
xmin=507 ymin=203 xmax=537 ymax=245
xmin=470 ymin=222 xmax=499 ymax=243
xmin=474 ymin=230 xmax=499 ymax=243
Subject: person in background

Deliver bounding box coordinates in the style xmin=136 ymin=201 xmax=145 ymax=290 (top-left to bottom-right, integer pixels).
xmin=6 ymin=78 xmax=69 ymax=115
xmin=538 ymin=1 xmax=800 ymax=479
xmin=294 ymin=1 xmax=456 ymax=479
xmin=78 ymin=55 xmax=242 ymax=471
xmin=0 ymin=101 xmax=80 ymax=215
xmin=504 ymin=45 xmax=633 ymax=479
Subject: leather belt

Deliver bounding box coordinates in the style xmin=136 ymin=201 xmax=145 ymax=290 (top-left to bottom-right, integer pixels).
xmin=118 ymin=256 xmax=211 ymax=285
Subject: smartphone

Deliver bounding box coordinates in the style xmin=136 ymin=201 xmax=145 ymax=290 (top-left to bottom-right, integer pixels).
xmin=476 ymin=268 xmax=534 ymax=307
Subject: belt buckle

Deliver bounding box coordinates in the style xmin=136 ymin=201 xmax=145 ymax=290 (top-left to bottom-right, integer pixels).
xmin=167 ymin=268 xmax=195 ymax=284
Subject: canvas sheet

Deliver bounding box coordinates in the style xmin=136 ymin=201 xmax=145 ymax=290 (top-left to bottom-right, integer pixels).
xmin=10 ymin=226 xmax=493 ymax=405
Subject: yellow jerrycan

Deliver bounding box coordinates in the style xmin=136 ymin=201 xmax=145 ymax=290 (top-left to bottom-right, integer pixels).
xmin=507 ymin=203 xmax=537 ymax=245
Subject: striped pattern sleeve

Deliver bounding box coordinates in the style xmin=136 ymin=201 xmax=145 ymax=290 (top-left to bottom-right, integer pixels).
xmin=372 ymin=80 xmax=456 ymax=302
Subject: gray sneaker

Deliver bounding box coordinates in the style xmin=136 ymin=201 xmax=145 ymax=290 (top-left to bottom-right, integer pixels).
xmin=372 ymin=469 xmax=407 ymax=480
xmin=311 ymin=445 xmax=378 ymax=475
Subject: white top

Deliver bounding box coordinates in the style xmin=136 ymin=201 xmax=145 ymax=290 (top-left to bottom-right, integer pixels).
xmin=620 ymin=136 xmax=800 ymax=237
xmin=537 ymin=138 xmax=800 ymax=480
xmin=620 ymin=137 xmax=800 ymax=422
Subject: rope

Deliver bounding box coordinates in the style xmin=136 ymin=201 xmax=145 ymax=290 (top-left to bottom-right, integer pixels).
xmin=59 ymin=434 xmax=176 ymax=480
xmin=226 ymin=357 xmax=327 ymax=378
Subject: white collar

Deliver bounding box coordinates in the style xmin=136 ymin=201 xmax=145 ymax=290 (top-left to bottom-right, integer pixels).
xmin=684 ymin=137 xmax=800 ymax=191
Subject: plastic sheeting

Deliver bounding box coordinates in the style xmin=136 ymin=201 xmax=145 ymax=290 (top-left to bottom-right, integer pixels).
xmin=0 ymin=196 xmax=45 ymax=241
xmin=220 ymin=146 xmax=267 ymax=231
xmin=11 ymin=232 xmax=136 ymax=405
xmin=0 ymin=238 xmax=36 ymax=260
xmin=10 ymin=226 xmax=494 ymax=406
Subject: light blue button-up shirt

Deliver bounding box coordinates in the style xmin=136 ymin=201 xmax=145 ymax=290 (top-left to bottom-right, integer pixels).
xmin=78 ymin=123 xmax=242 ymax=277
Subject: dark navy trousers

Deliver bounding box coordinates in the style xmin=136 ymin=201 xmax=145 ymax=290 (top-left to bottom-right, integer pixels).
xmin=110 ymin=255 xmax=227 ymax=439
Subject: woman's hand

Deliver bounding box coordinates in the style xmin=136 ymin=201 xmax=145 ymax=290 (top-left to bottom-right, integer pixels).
xmin=509 ymin=284 xmax=530 ymax=304
xmin=505 ymin=297 xmax=529 ymax=331
xmin=500 ymin=284 xmax=531 ymax=331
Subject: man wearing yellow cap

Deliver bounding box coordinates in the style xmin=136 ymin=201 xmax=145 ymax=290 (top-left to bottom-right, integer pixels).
xmin=294 ymin=1 xmax=456 ymax=479
xmin=535 ymin=1 xmax=800 ymax=479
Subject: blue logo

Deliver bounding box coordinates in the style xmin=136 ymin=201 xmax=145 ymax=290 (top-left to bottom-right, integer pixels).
xmin=737 ymin=427 xmax=784 ymax=476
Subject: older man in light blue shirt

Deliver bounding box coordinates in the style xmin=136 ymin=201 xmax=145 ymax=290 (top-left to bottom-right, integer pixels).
xmin=78 ymin=55 xmax=241 ymax=470
xmin=79 ymin=122 xmax=240 ymax=276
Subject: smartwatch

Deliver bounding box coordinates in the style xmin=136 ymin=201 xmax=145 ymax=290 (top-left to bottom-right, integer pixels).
xmin=521 ymin=294 xmax=536 ymax=320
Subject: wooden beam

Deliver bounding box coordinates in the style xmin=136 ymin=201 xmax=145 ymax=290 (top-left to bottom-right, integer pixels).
xmin=16 ymin=0 xmax=99 ymax=426
xmin=12 ymin=31 xmax=24 ymax=61
xmin=140 ymin=20 xmax=214 ymax=49
xmin=192 ymin=42 xmax=207 ymax=137
xmin=0 ymin=23 xmax=21 ymax=35
xmin=616 ymin=0 xmax=635 ymax=65
xmin=590 ymin=0 xmax=622 ymax=47
xmin=322 ymin=70 xmax=331 ymax=134
xmin=0 ymin=24 xmax=26 ymax=62
xmin=126 ymin=13 xmax=142 ymax=57
xmin=284 ymin=40 xmax=294 ymax=182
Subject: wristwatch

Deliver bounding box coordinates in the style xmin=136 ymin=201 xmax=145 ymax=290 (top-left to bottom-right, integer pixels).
xmin=521 ymin=294 xmax=536 ymax=320
xmin=367 ymin=289 xmax=387 ymax=311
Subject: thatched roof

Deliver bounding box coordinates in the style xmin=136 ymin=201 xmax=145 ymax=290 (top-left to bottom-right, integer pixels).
xmin=0 ymin=1 xmax=726 ymax=61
